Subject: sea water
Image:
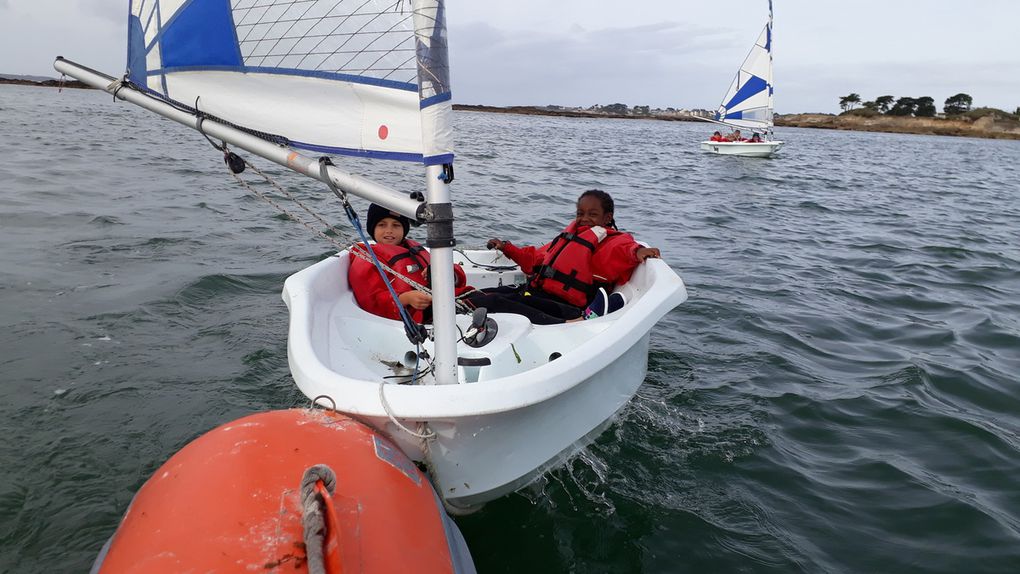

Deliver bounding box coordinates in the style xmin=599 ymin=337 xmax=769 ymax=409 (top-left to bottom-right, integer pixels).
xmin=2 ymin=84 xmax=1019 ymax=573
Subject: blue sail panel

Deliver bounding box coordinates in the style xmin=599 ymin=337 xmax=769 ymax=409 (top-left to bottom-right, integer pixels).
xmin=723 ymin=76 xmax=768 ymax=113
xmin=160 ymin=0 xmax=242 ymax=68
xmin=127 ymin=0 xmax=453 ymax=164
xmin=127 ymin=15 xmax=148 ymax=85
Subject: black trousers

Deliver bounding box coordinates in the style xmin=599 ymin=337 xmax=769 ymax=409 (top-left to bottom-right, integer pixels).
xmin=462 ymin=285 xmax=582 ymax=325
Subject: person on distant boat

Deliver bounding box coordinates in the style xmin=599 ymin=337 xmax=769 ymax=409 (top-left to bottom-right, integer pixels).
xmin=726 ymin=129 xmax=746 ymax=142
xmin=483 ymin=189 xmax=660 ymax=321
xmin=349 ymin=203 xmax=473 ymax=323
xmin=749 ymin=133 xmax=762 ymax=142
xmin=710 ymin=131 xmax=725 ymax=142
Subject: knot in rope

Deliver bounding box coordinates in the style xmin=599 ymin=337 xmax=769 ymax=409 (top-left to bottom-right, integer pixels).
xmin=300 ymin=464 xmax=338 ymax=574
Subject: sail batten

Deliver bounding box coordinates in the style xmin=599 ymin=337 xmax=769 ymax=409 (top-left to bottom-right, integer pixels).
xmin=127 ymin=0 xmax=453 ymax=164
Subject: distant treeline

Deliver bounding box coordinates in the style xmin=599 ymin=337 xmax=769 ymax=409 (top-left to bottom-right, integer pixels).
xmin=0 ymin=77 xmax=91 ymax=89
xmin=838 ymin=93 xmax=1020 ymax=118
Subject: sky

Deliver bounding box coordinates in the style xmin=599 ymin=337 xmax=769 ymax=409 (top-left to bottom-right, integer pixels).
xmin=1 ymin=0 xmax=1017 ymax=114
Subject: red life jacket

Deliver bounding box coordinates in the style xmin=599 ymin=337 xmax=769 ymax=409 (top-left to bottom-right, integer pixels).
xmin=350 ymin=240 xmax=471 ymax=323
xmin=529 ymin=222 xmax=613 ymax=307
xmin=355 ymin=239 xmax=430 ymax=291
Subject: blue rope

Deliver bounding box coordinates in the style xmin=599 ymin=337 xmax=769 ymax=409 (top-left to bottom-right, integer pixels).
xmin=319 ymin=158 xmax=425 ymax=345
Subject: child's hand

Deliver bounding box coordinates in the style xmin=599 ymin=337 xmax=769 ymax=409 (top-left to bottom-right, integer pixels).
xmin=399 ymin=290 xmax=432 ymax=310
xmin=636 ymin=247 xmax=660 ymax=261
xmin=486 ymin=238 xmax=505 ymax=250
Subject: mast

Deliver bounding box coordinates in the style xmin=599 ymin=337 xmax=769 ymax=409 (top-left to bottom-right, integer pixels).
xmin=413 ymin=0 xmax=458 ymax=385
xmin=59 ymin=0 xmax=462 ymax=384
xmin=711 ymin=0 xmax=775 ymax=135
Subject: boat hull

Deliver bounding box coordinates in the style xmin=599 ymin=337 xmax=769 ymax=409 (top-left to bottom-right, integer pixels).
xmin=374 ymin=331 xmax=651 ymax=511
xmin=282 ymin=249 xmax=687 ymax=510
xmin=700 ymin=140 xmax=783 ymax=157
xmin=91 ymin=410 xmax=474 ymax=573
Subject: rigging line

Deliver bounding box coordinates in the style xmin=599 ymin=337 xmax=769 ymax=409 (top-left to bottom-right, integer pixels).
xmin=241 ymin=164 xmax=434 ymax=297
xmin=453 ymin=248 xmax=518 ymax=271
xmin=227 ymin=153 xmax=472 ymax=313
xmin=229 ymin=163 xmax=347 ymax=253
xmin=318 ymin=158 xmax=426 ymax=343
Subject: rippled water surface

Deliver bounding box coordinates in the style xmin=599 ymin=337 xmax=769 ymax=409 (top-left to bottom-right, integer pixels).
xmin=2 ymin=84 xmax=1019 ymax=573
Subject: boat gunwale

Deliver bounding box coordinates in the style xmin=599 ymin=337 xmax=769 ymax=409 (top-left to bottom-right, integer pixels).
xmin=283 ymin=250 xmax=687 ymax=419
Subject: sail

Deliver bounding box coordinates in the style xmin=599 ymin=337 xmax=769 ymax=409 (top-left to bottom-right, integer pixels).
xmin=714 ymin=1 xmax=774 ymax=131
xmin=127 ymin=0 xmax=453 ymax=165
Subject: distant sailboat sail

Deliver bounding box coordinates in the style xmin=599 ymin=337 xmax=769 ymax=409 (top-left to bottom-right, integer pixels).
xmin=127 ymin=0 xmax=452 ymax=164
xmin=714 ymin=0 xmax=775 ymax=133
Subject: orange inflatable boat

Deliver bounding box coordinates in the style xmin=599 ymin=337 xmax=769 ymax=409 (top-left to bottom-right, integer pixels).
xmin=91 ymin=409 xmax=475 ymax=573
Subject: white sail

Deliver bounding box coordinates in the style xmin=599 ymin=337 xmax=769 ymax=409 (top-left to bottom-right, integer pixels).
xmin=127 ymin=0 xmax=452 ymax=164
xmin=714 ymin=0 xmax=774 ymax=132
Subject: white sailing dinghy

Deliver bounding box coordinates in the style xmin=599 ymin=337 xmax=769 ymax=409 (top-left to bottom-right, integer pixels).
xmin=700 ymin=0 xmax=783 ymax=157
xmin=55 ymin=0 xmax=687 ymax=512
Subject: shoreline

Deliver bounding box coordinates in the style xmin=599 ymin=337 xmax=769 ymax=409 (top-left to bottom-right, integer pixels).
xmin=454 ymin=105 xmax=1020 ymax=141
xmin=0 ymin=77 xmax=92 ymax=90
xmin=4 ymin=80 xmax=1016 ymax=140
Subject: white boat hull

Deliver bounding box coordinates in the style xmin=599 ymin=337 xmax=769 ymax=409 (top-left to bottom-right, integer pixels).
xmin=700 ymin=140 xmax=783 ymax=157
xmin=282 ymin=249 xmax=687 ymax=511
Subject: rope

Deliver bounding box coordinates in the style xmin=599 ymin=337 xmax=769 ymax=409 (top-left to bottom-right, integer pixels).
xmin=300 ymin=464 xmax=337 ymax=574
xmin=227 ymin=152 xmax=473 ymax=311
xmin=379 ymin=381 xmax=436 ymax=440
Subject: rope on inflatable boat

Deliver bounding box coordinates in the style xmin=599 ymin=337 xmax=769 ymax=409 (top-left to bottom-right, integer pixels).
xmin=300 ymin=464 xmax=338 ymax=574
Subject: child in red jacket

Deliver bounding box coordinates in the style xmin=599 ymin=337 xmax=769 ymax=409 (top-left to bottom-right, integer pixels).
xmin=484 ymin=189 xmax=660 ymax=321
xmin=348 ymin=204 xmax=470 ymax=323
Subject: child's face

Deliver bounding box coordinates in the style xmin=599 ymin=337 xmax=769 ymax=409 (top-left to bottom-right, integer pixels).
xmin=373 ymin=217 xmax=405 ymax=245
xmin=575 ymin=195 xmax=613 ymax=228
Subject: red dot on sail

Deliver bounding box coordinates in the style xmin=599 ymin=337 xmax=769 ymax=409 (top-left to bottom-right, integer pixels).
xmin=378 ymin=125 xmax=389 ymax=140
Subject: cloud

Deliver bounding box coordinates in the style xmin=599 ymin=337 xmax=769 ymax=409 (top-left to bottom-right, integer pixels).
xmin=79 ymin=0 xmax=126 ymax=26
xmin=449 ymin=20 xmax=746 ymax=109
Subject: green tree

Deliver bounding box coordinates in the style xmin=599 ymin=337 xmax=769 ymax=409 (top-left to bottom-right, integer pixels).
xmin=634 ymin=105 xmax=651 ymax=115
xmin=943 ymin=93 xmax=973 ymax=115
xmin=839 ymin=93 xmax=861 ymax=112
xmin=915 ymin=96 xmax=936 ymax=117
xmin=887 ymin=97 xmax=917 ymax=116
xmin=603 ymin=103 xmax=629 ymax=115
xmin=862 ymin=100 xmax=880 ymax=111
xmin=1015 ymin=106 xmax=1020 ymax=116
xmin=875 ymin=95 xmax=895 ymax=114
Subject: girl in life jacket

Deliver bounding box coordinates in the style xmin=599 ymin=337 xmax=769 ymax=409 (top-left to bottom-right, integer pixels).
xmin=348 ymin=203 xmax=471 ymax=323
xmin=484 ymin=189 xmax=661 ymax=320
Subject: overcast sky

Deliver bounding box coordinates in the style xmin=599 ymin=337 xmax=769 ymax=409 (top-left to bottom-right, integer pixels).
xmin=1 ymin=0 xmax=1017 ymax=114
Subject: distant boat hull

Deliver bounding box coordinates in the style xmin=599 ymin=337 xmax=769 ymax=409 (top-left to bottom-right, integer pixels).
xmin=700 ymin=140 xmax=784 ymax=157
